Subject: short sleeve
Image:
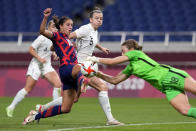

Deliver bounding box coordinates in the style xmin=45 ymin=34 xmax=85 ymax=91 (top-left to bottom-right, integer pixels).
xmin=122 ymin=65 xmax=132 ymax=76
xmin=74 ymin=25 xmax=90 ymax=38
xmin=31 ymin=35 xmax=44 ymax=49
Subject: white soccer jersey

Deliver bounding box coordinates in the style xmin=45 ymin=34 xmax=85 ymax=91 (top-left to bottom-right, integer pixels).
xmin=31 ymin=35 xmax=52 ymax=63
xmin=27 ymin=35 xmax=55 ymax=80
xmin=74 ymin=23 xmax=98 ymax=63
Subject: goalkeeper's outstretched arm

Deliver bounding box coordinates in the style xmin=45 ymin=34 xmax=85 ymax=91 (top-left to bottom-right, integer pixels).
xmin=96 ymin=71 xmax=129 ymax=85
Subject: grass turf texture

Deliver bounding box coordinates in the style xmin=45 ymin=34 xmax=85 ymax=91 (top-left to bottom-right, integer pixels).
xmin=1 ymin=97 xmax=196 ymax=131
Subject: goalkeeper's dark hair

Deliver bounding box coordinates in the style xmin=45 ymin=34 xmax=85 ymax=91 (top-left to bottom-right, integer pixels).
xmin=121 ymin=39 xmax=143 ymax=50
xmin=52 ymin=15 xmax=71 ymax=30
xmin=89 ymin=7 xmax=102 ymax=18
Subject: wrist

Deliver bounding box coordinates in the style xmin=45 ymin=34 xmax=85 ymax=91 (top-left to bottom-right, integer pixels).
xmin=96 ymin=57 xmax=100 ymax=63
xmin=44 ymin=16 xmax=49 ymax=19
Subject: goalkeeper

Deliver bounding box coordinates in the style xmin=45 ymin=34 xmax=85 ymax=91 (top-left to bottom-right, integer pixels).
xmin=87 ymin=39 xmax=196 ymax=119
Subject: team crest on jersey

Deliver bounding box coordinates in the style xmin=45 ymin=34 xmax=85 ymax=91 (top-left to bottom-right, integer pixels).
xmin=66 ymin=39 xmax=73 ymax=46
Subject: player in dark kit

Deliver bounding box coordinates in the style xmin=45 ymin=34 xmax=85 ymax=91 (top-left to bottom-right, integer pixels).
xmin=22 ymin=8 xmax=89 ymax=125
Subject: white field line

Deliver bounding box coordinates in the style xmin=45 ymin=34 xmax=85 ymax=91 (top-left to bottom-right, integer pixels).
xmin=47 ymin=121 xmax=196 ymax=131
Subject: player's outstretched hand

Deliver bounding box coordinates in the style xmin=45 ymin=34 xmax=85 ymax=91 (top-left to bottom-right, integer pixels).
xmin=102 ymin=47 xmax=110 ymax=54
xmin=43 ymin=8 xmax=52 ymax=17
xmin=86 ymin=56 xmax=99 ymax=62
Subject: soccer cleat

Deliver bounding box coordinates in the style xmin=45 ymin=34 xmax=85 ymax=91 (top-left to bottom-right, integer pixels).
xmin=6 ymin=107 xmax=14 ymax=117
xmin=35 ymin=104 xmax=44 ymax=112
xmin=22 ymin=110 xmax=37 ymax=125
xmin=106 ymin=119 xmax=124 ymax=126
xmin=81 ymin=77 xmax=90 ymax=93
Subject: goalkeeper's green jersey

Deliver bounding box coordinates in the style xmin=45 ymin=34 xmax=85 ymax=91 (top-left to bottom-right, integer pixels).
xmin=122 ymin=50 xmax=170 ymax=92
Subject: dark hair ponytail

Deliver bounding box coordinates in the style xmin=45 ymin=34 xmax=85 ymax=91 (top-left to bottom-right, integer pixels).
xmin=52 ymin=15 xmax=71 ymax=30
xmin=121 ymin=39 xmax=143 ymax=50
xmin=89 ymin=7 xmax=102 ymax=18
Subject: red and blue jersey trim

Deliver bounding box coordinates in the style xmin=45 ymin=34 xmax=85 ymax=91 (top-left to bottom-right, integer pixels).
xmin=51 ymin=32 xmax=78 ymax=66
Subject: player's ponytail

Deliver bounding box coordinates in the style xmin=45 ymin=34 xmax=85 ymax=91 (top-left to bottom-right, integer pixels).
xmin=89 ymin=7 xmax=102 ymax=18
xmin=52 ymin=15 xmax=71 ymax=30
xmin=121 ymin=39 xmax=143 ymax=51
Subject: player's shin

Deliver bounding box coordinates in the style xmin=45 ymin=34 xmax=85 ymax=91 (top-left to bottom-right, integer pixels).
xmin=36 ymin=97 xmax=63 ymax=112
xmin=52 ymin=87 xmax=61 ymax=100
xmin=77 ymin=71 xmax=89 ymax=93
xmin=35 ymin=105 xmax=62 ymax=120
xmin=98 ymin=91 xmax=114 ymax=121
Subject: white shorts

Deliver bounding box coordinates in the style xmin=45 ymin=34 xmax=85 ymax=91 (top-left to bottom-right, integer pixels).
xmin=26 ymin=61 xmax=55 ymax=80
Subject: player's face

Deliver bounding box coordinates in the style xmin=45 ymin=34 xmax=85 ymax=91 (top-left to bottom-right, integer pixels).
xmin=48 ymin=22 xmax=58 ymax=32
xmin=121 ymin=45 xmax=129 ymax=55
xmin=60 ymin=19 xmax=73 ymax=35
xmin=90 ymin=12 xmax=103 ymax=29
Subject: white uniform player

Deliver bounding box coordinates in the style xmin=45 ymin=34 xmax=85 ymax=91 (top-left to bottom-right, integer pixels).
xmin=74 ymin=23 xmax=98 ymax=63
xmin=6 ymin=20 xmax=62 ymax=118
xmin=35 ymin=8 xmax=124 ymax=126
xmin=27 ymin=35 xmax=55 ymax=80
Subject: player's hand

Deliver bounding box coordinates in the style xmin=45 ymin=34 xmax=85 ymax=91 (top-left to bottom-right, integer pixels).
xmin=38 ymin=57 xmax=47 ymax=64
xmin=52 ymin=52 xmax=59 ymax=60
xmin=43 ymin=8 xmax=52 ymax=17
xmin=86 ymin=56 xmax=99 ymax=62
xmin=102 ymin=47 xmax=110 ymax=54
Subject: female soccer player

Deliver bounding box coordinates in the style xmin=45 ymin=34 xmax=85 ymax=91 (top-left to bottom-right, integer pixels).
xmin=35 ymin=7 xmax=123 ymax=126
xmin=6 ymin=20 xmax=61 ymax=117
xmin=87 ymin=39 xmax=196 ymax=119
xmin=22 ymin=8 xmax=89 ymax=125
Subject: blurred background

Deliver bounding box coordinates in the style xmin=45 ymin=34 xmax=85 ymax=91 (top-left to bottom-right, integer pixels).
xmin=0 ymin=0 xmax=196 ymax=98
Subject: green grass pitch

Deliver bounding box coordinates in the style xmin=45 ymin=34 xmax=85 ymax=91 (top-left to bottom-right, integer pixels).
xmin=1 ymin=97 xmax=196 ymax=131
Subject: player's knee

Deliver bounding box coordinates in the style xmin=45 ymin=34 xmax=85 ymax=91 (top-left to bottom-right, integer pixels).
xmin=61 ymin=107 xmax=71 ymax=113
xmin=55 ymin=82 xmax=62 ymax=88
xmin=179 ymin=107 xmax=190 ymax=116
xmin=99 ymin=84 xmax=108 ymax=91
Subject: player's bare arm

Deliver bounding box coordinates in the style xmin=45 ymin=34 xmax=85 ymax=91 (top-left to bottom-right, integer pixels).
xmin=95 ymin=44 xmax=110 ymax=54
xmin=40 ymin=8 xmax=53 ymax=39
xmin=96 ymin=71 xmax=129 ymax=85
xmin=29 ymin=46 xmax=46 ymax=64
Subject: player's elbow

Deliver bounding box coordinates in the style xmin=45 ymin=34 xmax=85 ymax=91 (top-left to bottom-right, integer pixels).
xmin=40 ymin=29 xmax=45 ymax=35
xmin=28 ymin=46 xmax=34 ymax=54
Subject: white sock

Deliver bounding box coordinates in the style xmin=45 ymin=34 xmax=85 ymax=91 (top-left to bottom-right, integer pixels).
xmin=52 ymin=87 xmax=61 ymax=100
xmin=43 ymin=97 xmax=62 ymax=110
xmin=98 ymin=91 xmax=114 ymax=121
xmin=8 ymin=88 xmax=28 ymax=110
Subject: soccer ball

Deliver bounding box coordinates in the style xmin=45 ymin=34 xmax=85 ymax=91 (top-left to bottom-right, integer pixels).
xmin=80 ymin=61 xmax=98 ymax=77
